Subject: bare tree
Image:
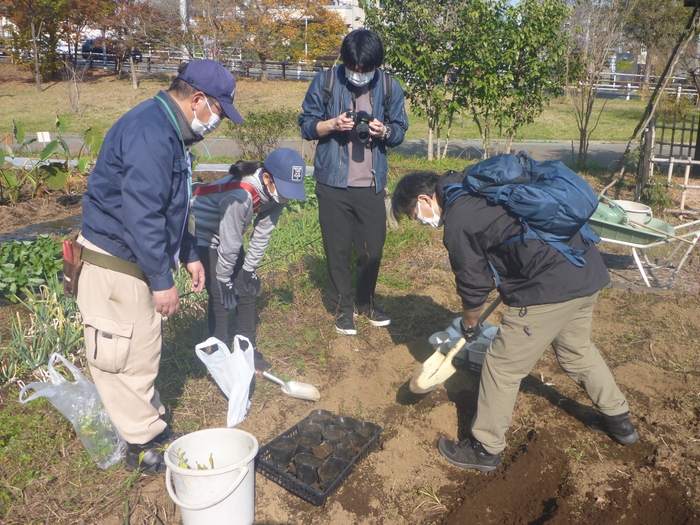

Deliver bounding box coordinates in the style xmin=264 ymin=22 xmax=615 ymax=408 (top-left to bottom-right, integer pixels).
xmin=565 ymin=0 xmax=636 ymax=168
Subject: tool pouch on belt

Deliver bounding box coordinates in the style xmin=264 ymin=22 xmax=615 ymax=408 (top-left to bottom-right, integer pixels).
xmin=62 ymin=240 xmax=83 ymax=298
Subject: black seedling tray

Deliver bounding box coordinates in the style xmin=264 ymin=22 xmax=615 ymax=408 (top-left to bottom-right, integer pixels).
xmin=255 ymin=417 xmax=382 ymax=506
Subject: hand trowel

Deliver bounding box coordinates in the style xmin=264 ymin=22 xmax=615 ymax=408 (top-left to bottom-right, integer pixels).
xmin=262 ymin=371 xmax=321 ymax=402
xmin=409 ymin=296 xmax=502 ymax=394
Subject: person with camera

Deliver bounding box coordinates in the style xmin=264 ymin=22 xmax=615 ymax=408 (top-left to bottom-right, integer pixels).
xmin=191 ymin=148 xmax=307 ymax=371
xmin=298 ymin=29 xmax=409 ymax=335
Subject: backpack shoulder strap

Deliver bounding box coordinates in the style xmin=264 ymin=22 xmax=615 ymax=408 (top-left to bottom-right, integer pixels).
xmin=322 ymin=67 xmax=335 ymax=112
xmin=382 ymin=71 xmax=392 ymax=124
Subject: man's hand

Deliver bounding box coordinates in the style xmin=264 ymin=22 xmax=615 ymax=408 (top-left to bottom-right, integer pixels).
xmin=153 ymin=286 xmax=180 ymax=317
xmin=186 ymin=260 xmax=205 ymax=293
xmin=218 ymin=279 xmax=238 ymax=310
xmin=334 ymin=110 xmax=357 ymax=132
xmin=241 ymin=269 xmax=261 ymax=296
xmin=460 ymin=320 xmax=482 ymax=343
xmin=369 ymin=118 xmax=388 ymax=139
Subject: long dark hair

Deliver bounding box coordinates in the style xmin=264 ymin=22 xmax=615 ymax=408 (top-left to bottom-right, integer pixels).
xmin=228 ymin=160 xmax=264 ymax=181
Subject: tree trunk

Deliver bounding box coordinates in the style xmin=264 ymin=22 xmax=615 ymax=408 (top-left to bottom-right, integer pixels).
xmin=427 ymin=116 xmax=434 ymax=161
xmin=260 ymin=55 xmax=268 ymax=83
xmin=130 ymin=55 xmax=138 ymax=89
xmin=30 ymin=20 xmax=42 ymax=92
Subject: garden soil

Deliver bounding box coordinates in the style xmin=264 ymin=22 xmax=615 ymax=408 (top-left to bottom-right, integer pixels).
xmin=1 ymin=183 xmax=699 ymax=524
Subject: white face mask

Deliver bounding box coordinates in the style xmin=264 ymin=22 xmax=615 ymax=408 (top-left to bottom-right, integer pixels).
xmin=191 ymin=99 xmax=222 ymax=135
xmin=267 ymin=180 xmax=289 ymax=204
xmin=416 ymin=199 xmax=442 ymax=228
xmin=346 ymin=69 xmax=374 ymax=87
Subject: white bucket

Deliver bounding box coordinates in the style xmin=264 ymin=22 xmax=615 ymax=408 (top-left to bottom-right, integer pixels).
xmin=164 ymin=428 xmax=258 ymax=525
xmin=614 ymin=200 xmax=652 ymax=224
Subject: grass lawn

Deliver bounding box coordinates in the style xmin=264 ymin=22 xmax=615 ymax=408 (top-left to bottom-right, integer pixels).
xmin=0 ymin=63 xmax=668 ymax=144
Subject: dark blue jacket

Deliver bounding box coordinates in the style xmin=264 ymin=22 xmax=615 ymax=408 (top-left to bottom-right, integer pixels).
xmin=81 ymin=93 xmax=198 ymax=291
xmin=298 ymin=66 xmax=408 ymax=192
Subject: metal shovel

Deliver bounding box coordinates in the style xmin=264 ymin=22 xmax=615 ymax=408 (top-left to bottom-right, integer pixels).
xmin=409 ymin=296 xmax=502 ymax=394
xmin=262 ymin=371 xmax=321 ymax=402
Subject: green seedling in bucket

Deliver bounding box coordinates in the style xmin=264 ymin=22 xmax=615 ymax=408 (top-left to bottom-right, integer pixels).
xmin=173 ymin=448 xmax=216 ymax=470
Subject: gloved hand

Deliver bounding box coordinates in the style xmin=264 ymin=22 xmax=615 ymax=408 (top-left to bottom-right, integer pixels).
xmin=241 ymin=269 xmax=261 ymax=296
xmin=460 ymin=320 xmax=482 ymax=343
xmin=217 ymin=279 xmax=238 ymax=310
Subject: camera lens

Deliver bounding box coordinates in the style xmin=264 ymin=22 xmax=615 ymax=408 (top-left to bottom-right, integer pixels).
xmin=356 ymin=122 xmax=371 ymax=142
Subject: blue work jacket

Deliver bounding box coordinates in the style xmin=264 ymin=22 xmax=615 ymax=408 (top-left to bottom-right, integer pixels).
xmin=81 ymin=93 xmax=198 ymax=291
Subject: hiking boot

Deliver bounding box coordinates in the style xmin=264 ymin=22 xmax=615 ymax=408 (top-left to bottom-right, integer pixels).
xmin=124 ymin=428 xmax=183 ymax=475
xmin=582 ymin=411 xmax=639 ymax=445
xmin=437 ymin=437 xmax=502 ymax=472
xmin=355 ymin=308 xmax=391 ymax=327
xmin=335 ymin=314 xmax=357 ymax=335
xmin=253 ymin=348 xmax=272 ymax=371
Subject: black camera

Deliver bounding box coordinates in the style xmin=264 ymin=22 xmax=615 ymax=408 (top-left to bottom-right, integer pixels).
xmin=346 ymin=110 xmax=374 ymax=143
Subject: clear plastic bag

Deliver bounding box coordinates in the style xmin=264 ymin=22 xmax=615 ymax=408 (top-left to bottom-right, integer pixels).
xmin=195 ymin=336 xmax=255 ymax=427
xmin=19 ymin=353 xmax=126 ymax=469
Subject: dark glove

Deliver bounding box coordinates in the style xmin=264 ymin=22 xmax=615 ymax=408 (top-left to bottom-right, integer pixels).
xmin=217 ymin=279 xmax=238 ymax=310
xmin=241 ymin=269 xmax=261 ymax=296
xmin=460 ymin=320 xmax=482 ymax=343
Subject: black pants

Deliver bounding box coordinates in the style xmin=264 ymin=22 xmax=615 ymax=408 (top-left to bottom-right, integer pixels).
xmin=315 ymin=183 xmax=387 ymax=316
xmin=198 ymin=246 xmax=257 ymax=347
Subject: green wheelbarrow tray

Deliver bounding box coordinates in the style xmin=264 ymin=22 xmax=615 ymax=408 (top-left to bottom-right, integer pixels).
xmin=588 ymin=196 xmax=673 ymax=245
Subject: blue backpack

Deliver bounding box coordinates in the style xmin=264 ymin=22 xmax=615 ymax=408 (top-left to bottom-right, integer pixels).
xmin=444 ymin=152 xmax=600 ymax=267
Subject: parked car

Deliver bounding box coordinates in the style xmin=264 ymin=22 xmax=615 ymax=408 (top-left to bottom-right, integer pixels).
xmin=81 ymin=39 xmax=142 ymax=63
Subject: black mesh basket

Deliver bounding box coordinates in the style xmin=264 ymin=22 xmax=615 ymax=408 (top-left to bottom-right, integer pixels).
xmin=255 ymin=418 xmax=382 ymax=506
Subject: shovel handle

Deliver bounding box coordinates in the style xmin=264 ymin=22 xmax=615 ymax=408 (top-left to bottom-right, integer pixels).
xmin=477 ymin=296 xmax=502 ymax=325
xmin=262 ymin=371 xmax=286 ymax=387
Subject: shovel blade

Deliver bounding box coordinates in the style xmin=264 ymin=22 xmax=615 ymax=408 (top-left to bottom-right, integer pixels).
xmin=281 ymin=382 xmax=321 ymax=402
xmin=409 ymin=337 xmax=465 ymax=394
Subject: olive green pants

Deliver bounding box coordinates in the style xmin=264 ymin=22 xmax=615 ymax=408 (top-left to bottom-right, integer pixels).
xmin=471 ymin=292 xmax=629 ymax=455
xmin=76 ymin=237 xmax=166 ymax=445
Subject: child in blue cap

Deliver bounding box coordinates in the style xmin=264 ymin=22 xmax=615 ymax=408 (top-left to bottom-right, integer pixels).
xmin=192 ymin=148 xmax=307 ymax=369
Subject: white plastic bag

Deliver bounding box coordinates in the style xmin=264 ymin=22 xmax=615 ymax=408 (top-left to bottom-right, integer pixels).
xmin=195 ymin=336 xmax=255 ymax=427
xmin=18 ymin=353 xmax=126 ymax=469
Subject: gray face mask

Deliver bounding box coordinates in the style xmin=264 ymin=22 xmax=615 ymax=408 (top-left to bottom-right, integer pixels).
xmin=346 ymin=69 xmax=374 ymax=87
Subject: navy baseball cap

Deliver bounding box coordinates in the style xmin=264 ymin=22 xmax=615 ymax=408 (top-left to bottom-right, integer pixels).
xmin=176 ymin=60 xmax=244 ymax=124
xmin=264 ymin=148 xmax=307 ymax=201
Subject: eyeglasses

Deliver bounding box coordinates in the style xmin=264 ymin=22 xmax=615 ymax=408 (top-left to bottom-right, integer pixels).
xmin=204 ymin=96 xmax=224 ymax=119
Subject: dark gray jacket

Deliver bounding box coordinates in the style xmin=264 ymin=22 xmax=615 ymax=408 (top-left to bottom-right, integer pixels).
xmin=436 ymin=170 xmax=610 ymax=310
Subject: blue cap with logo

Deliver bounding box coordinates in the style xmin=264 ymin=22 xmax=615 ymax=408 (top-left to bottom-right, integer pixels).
xmin=176 ymin=59 xmax=244 ymax=124
xmin=264 ymin=148 xmax=307 ymax=201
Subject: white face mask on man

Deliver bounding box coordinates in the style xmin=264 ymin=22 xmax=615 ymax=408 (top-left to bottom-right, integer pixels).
xmin=191 ymin=99 xmax=222 ymax=135
xmin=346 ymin=69 xmax=374 ymax=87
xmin=416 ymin=199 xmax=442 ymax=228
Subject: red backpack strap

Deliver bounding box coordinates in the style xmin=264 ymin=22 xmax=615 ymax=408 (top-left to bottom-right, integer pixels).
xmin=192 ymin=180 xmax=261 ymax=213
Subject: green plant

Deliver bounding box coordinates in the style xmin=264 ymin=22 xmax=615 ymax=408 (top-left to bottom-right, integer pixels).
xmin=0 ymin=235 xmax=63 ymax=300
xmin=565 ymin=442 xmax=586 ymax=461
xmin=222 ymin=108 xmax=299 ymax=159
xmin=171 ymin=448 xmax=215 ymax=470
xmin=640 ymin=175 xmax=675 ymax=214
xmin=0 ymin=118 xmax=103 ymax=204
xmin=2 ymin=275 xmax=83 ymax=384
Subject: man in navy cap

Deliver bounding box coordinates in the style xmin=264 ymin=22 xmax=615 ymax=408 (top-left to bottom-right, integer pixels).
xmin=76 ymin=60 xmax=244 ymax=474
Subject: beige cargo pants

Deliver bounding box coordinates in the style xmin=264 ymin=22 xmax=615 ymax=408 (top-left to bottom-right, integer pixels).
xmin=471 ymin=292 xmax=630 ymax=455
xmin=76 ymin=237 xmax=167 ymax=445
